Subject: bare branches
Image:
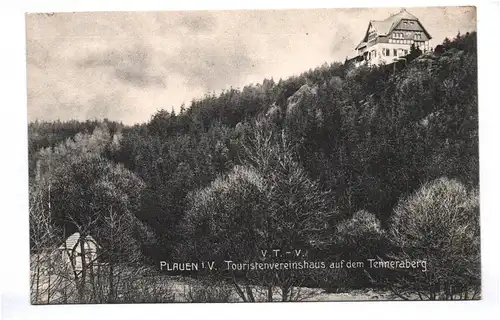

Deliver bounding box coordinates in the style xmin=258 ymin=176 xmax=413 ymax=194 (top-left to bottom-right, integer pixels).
xmin=384 ymin=178 xmax=480 ymax=300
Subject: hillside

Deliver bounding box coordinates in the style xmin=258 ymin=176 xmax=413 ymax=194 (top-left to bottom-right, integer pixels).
xmin=29 ymin=32 xmax=479 ymax=303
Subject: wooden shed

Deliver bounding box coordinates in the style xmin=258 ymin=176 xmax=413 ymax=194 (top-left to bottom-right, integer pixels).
xmin=58 ymin=232 xmax=101 ymax=273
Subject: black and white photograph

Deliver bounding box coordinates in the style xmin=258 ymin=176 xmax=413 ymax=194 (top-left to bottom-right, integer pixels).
xmin=25 ymin=5 xmax=480 ymax=304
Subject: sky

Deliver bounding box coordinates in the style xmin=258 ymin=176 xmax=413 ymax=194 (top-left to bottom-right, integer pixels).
xmin=26 ymin=6 xmax=476 ymax=125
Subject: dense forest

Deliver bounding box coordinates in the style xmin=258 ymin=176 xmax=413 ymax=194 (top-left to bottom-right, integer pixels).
xmin=29 ymin=32 xmax=479 ymax=303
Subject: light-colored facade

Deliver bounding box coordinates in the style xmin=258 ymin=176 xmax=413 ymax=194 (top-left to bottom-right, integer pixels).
xmin=354 ymin=9 xmax=432 ymax=65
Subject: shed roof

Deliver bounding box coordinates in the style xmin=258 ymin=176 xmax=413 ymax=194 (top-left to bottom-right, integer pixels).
xmin=58 ymin=232 xmax=100 ymax=250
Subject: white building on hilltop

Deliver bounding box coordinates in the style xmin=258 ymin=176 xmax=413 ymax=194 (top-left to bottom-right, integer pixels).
xmin=353 ymin=8 xmax=432 ymax=66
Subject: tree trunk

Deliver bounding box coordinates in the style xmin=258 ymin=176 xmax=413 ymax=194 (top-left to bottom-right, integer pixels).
xmin=108 ymin=264 xmax=115 ymax=302
xmin=78 ymin=232 xmax=87 ymax=301
xmin=35 ymin=254 xmax=40 ymax=303
xmin=267 ymin=285 xmax=273 ymax=302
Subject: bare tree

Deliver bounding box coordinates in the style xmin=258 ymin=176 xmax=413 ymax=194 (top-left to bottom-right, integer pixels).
xmin=182 ymin=124 xmax=335 ymax=302
xmin=385 ymin=178 xmax=480 ymax=300
xmin=30 ymin=125 xmax=164 ymax=304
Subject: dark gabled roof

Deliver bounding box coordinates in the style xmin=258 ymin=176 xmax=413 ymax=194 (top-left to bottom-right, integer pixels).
xmin=58 ymin=232 xmax=101 ymax=250
xmin=356 ymin=8 xmax=432 ymax=49
xmin=371 ymin=8 xmax=419 ymax=36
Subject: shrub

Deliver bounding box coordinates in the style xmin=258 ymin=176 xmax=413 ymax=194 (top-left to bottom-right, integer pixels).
xmin=335 ymin=210 xmax=385 ymax=257
xmin=386 ymin=177 xmax=480 ymax=300
xmin=330 ymin=210 xmax=386 ymax=290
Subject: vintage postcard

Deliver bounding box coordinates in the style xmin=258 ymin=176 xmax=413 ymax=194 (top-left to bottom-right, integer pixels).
xmin=26 ymin=6 xmax=479 ymax=304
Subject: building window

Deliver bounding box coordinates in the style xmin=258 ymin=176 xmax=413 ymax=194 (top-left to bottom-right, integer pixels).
xmin=393 ymin=49 xmax=397 ymax=56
